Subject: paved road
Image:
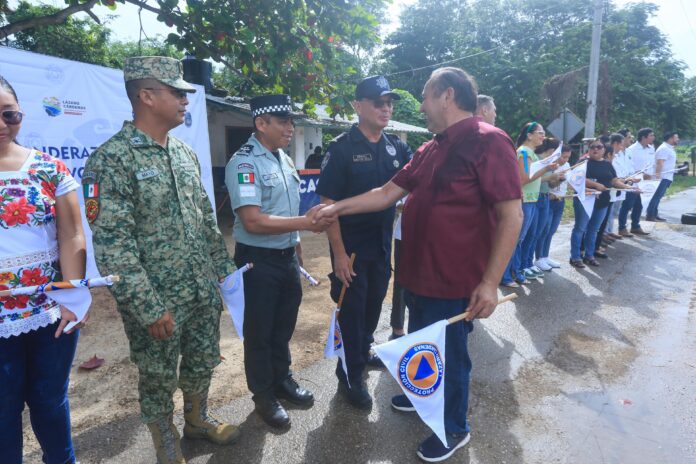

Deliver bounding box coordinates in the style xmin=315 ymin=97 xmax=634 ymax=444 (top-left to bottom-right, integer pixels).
xmin=35 ymin=189 xmax=696 ymax=463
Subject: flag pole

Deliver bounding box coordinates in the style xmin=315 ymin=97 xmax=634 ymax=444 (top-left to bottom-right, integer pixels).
xmin=336 ymin=253 xmax=356 ymax=312
xmin=447 ymin=293 xmax=518 ymax=325
xmin=0 ymin=275 xmax=121 ymax=297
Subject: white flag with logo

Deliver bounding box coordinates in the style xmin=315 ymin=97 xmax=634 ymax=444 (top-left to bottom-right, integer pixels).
xmin=374 ymin=319 xmax=448 ymax=446
xmin=567 ymin=160 xmax=588 ymax=201
xmin=529 ymin=142 xmax=563 ymax=177
xmin=324 ymin=308 xmax=349 ymax=385
xmin=218 ymin=264 xmax=252 ymax=340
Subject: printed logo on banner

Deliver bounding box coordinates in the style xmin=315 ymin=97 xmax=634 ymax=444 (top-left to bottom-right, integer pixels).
xmin=398 ymin=343 xmax=444 ymax=397
xmin=45 ymin=65 xmax=65 ymax=84
xmin=43 ymin=97 xmax=62 ymax=117
xmin=184 ymin=112 xmax=192 ymax=127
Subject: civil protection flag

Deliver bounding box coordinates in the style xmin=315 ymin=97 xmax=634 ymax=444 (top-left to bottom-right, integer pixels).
xmin=529 ymin=142 xmax=563 ymax=177
xmin=218 ymin=264 xmax=253 ymax=340
xmin=374 ymin=319 xmax=448 ymax=446
xmin=324 ymin=308 xmax=349 ymax=385
xmin=580 ymin=193 xmax=596 ymax=218
xmin=567 ymin=160 xmax=588 ymax=200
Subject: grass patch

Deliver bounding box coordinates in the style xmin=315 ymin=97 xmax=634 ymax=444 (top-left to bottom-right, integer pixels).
xmin=666 ymin=174 xmax=696 ymax=196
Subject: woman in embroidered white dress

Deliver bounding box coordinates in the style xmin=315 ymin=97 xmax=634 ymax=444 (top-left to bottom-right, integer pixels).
xmin=0 ymin=76 xmax=87 ymax=464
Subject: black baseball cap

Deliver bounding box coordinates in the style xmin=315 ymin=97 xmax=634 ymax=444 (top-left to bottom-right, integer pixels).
xmin=355 ymin=75 xmax=401 ymax=101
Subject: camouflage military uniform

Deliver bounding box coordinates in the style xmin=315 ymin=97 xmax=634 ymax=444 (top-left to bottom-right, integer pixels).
xmin=84 ymin=121 xmax=236 ymax=423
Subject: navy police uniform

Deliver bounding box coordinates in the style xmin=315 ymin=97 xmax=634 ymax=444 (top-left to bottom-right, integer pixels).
xmin=317 ymin=79 xmax=412 ymax=385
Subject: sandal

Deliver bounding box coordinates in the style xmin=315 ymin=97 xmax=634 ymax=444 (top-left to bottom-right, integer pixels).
xmin=583 ymin=257 xmax=600 ymax=266
xmin=569 ymin=259 xmax=586 ymax=268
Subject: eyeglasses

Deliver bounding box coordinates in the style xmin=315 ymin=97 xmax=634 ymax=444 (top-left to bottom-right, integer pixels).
xmin=590 ymin=144 xmax=604 ymax=149
xmin=1 ymin=110 xmax=23 ymax=125
xmin=534 ymin=131 xmax=546 ymax=135
xmin=364 ymin=99 xmax=393 ymax=109
xmin=142 ymin=88 xmax=188 ymax=99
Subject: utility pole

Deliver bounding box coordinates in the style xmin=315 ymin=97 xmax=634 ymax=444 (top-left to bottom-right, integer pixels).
xmin=584 ymin=0 xmax=604 ymax=139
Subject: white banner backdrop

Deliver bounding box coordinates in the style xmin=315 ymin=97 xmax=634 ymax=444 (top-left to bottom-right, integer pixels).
xmin=0 ymin=46 xmax=214 ymax=277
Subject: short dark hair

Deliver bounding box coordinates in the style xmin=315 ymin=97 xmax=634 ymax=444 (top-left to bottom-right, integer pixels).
xmin=534 ymin=137 xmax=560 ymax=154
xmin=636 ymin=127 xmax=653 ymax=142
xmin=617 ymin=127 xmax=630 ymax=137
xmin=427 ymin=67 xmax=478 ymax=112
xmin=125 ymin=78 xmax=160 ymax=104
xmin=663 ymin=131 xmax=678 ymax=142
xmin=609 ymin=133 xmax=624 ymax=145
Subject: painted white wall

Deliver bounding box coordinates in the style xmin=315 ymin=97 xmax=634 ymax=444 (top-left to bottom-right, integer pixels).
xmin=207 ymin=106 xmax=252 ymax=167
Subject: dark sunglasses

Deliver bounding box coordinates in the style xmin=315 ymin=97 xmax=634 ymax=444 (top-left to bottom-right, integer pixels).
xmin=590 ymin=144 xmax=604 ymax=149
xmin=143 ymin=87 xmax=188 ymax=99
xmin=1 ymin=110 xmax=24 ymax=125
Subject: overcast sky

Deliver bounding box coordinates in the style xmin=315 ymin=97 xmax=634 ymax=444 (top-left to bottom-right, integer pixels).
xmin=60 ymin=0 xmax=696 ymax=77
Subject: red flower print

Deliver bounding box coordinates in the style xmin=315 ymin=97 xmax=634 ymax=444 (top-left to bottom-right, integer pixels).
xmin=41 ymin=180 xmax=57 ymax=199
xmin=20 ymin=268 xmax=49 ymax=286
xmin=54 ymin=160 xmax=70 ymax=174
xmin=1 ymin=197 xmax=36 ymax=226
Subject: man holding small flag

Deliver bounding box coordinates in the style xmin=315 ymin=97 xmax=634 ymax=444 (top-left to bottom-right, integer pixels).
xmin=314 ymin=67 xmax=523 ymax=462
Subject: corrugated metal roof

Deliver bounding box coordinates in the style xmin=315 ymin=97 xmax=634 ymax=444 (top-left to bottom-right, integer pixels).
xmin=205 ymin=95 xmax=430 ymax=135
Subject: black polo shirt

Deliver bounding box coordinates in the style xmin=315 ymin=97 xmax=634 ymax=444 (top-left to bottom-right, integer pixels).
xmin=317 ymin=124 xmax=413 ymax=258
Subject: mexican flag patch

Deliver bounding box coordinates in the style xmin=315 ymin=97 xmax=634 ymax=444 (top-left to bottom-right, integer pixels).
xmin=238 ymin=173 xmax=255 ymax=184
xmin=83 ymin=183 xmax=99 ymax=198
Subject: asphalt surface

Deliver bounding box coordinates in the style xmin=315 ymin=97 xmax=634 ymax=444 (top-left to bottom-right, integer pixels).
xmin=29 ymin=189 xmax=696 ymax=464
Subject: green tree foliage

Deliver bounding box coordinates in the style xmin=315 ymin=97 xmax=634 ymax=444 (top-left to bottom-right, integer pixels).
xmin=378 ymin=0 xmax=696 ymax=138
xmin=391 ymin=88 xmax=430 ymax=147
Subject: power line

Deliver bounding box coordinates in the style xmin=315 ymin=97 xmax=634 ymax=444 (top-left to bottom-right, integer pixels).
xmin=678 ymin=0 xmax=696 ymax=43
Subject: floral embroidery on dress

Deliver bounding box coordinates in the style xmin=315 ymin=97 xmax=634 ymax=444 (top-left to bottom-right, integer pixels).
xmin=0 ymin=150 xmax=78 ymax=338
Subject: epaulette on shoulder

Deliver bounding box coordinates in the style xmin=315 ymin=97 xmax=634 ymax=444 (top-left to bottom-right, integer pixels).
xmin=234 ymin=144 xmax=255 ymax=157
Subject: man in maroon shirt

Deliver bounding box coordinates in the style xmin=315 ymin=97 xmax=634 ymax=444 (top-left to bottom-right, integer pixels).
xmin=314 ymin=67 xmax=522 ymax=462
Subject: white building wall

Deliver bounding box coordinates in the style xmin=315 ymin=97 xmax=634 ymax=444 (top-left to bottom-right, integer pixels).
xmin=207 ymin=107 xmax=252 ymax=168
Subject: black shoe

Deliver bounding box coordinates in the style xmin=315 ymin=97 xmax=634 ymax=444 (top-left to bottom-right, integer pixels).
xmin=594 ymin=251 xmax=608 ymax=259
xmin=655 ymin=216 xmax=667 ymax=222
xmin=275 ymin=376 xmax=314 ymax=407
xmin=254 ymin=395 xmax=290 ymax=428
xmin=337 ymin=379 xmax=372 ymax=410
xmin=366 ymin=351 xmax=384 ymax=368
xmin=388 ymin=332 xmax=405 ymax=341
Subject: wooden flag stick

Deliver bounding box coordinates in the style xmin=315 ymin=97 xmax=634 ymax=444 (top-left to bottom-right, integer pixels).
xmin=336 ymin=253 xmax=356 ymax=311
xmin=447 ymin=293 xmax=518 ymax=325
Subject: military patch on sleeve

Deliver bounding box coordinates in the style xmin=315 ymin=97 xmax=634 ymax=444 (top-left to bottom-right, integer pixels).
xmin=83 ymin=181 xmax=100 ymax=224
xmin=237 ymin=162 xmax=255 ymax=171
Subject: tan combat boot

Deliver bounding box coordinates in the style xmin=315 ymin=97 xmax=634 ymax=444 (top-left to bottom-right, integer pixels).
xmin=146 ymin=415 xmax=186 ymax=464
xmin=183 ymin=392 xmax=240 ymax=445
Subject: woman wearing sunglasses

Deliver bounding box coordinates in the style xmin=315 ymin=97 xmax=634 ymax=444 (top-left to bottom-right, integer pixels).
xmin=0 ymin=76 xmax=87 ymax=463
xmin=569 ymin=139 xmax=634 ymax=268
xmin=501 ymin=122 xmax=557 ymax=287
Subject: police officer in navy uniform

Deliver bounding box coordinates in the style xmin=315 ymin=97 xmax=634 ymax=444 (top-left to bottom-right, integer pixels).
xmin=225 ymin=95 xmax=333 ymax=428
xmin=317 ymin=76 xmax=413 ymax=409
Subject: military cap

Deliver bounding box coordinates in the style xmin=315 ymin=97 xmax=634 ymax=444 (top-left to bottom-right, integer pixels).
xmin=249 ymin=94 xmax=302 ymax=119
xmin=124 ymin=56 xmax=196 ymax=93
xmin=355 ymin=75 xmax=401 ymax=101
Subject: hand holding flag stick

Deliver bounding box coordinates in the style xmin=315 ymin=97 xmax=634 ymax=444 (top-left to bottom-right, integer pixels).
xmin=336 ymin=253 xmax=357 ymax=312
xmin=0 ymin=275 xmax=120 ymax=297
xmin=448 ymin=293 xmax=518 ymax=324
xmin=325 ymin=253 xmax=356 ymax=384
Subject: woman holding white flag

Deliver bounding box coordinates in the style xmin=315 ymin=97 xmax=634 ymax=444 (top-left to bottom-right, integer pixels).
xmin=532 ymin=138 xmax=565 ymax=271
xmin=536 ymin=144 xmax=571 ymax=270
xmin=569 ymin=138 xmax=635 ymax=268
xmin=0 ymin=76 xmax=87 ymax=463
xmin=501 ymin=122 xmax=557 ymax=287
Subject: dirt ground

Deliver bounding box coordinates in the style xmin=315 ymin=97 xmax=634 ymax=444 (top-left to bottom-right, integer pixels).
xmin=23 ymin=217 xmax=386 ymax=454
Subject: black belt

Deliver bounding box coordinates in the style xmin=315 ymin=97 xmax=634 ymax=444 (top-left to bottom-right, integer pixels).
xmin=236 ymin=242 xmax=295 ymax=258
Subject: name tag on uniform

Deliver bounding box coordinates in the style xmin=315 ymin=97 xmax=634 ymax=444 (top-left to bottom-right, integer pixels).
xmin=262 ymin=173 xmax=279 ymax=181
xmin=353 ymin=153 xmax=372 ymax=163
xmin=136 ymin=168 xmax=160 ymax=180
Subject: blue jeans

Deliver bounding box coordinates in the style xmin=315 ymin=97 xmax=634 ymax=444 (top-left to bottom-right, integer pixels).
xmin=503 ymin=201 xmax=537 ymax=282
xmin=540 ymin=198 xmax=565 ymax=258
xmin=0 ymin=321 xmax=79 ymax=464
xmin=570 ymin=198 xmax=608 ymax=260
xmin=533 ymin=194 xmax=551 ymax=261
xmin=646 ymin=179 xmax=672 ymax=218
xmin=520 ymin=201 xmax=540 ymax=269
xmin=404 ymin=290 xmax=473 ymax=436
xmin=618 ymin=192 xmax=642 ymax=231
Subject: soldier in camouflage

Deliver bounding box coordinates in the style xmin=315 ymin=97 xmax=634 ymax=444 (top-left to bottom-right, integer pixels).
xmin=83 ymin=56 xmax=239 ymax=464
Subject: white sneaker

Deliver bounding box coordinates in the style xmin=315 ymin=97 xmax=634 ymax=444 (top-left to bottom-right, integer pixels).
xmin=545 ymin=257 xmax=561 ymax=268
xmin=534 ymin=259 xmax=552 ymax=271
